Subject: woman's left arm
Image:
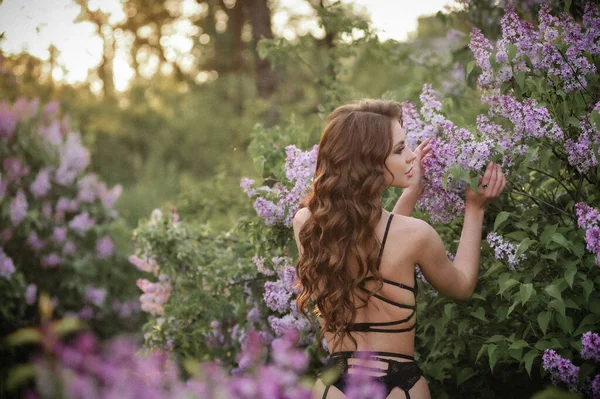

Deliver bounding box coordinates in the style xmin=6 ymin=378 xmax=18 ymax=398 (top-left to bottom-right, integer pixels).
xmin=392 ymin=138 xmax=432 ymax=217
xmin=392 ymin=186 xmax=423 ymax=216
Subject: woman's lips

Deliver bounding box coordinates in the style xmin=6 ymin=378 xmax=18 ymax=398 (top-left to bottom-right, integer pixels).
xmin=405 ymin=166 xmax=413 ymax=175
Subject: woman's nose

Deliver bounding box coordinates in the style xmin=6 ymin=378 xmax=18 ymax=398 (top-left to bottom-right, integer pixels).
xmin=407 ymin=148 xmax=417 ymax=163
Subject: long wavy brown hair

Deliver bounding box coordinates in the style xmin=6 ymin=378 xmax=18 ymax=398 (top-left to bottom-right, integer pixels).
xmin=296 ymin=99 xmax=402 ymax=350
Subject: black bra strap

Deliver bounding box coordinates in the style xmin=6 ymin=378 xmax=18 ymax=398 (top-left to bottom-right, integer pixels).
xmin=351 ymin=321 xmax=417 ymax=333
xmin=360 ymin=276 xmax=416 ymax=293
xmin=330 ymin=350 xmax=415 ymax=361
xmin=377 ymin=213 xmax=394 ymax=261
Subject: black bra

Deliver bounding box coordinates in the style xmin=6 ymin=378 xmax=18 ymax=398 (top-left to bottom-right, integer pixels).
xmin=349 ymin=213 xmax=418 ymax=333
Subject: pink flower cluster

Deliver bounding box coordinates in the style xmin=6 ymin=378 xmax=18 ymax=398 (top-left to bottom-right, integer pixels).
xmin=136 ymin=276 xmax=172 ymax=316
xmin=575 ymin=202 xmax=600 ymax=265
xmin=241 ymin=145 xmax=318 ymax=227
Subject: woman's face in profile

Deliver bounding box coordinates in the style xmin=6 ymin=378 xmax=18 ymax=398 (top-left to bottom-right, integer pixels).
xmin=384 ymin=119 xmax=417 ymax=188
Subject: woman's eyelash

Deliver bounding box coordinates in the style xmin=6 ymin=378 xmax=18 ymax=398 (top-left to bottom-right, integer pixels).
xmin=395 ymin=147 xmax=405 ymax=154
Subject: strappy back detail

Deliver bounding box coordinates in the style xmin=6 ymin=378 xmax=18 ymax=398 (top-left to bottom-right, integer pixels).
xmin=349 ymin=213 xmax=418 ymax=334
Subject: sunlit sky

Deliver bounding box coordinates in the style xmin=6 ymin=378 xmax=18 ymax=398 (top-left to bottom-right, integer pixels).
xmin=0 ymin=0 xmax=454 ymax=90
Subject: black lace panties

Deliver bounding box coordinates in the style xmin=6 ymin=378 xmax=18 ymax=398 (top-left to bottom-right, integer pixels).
xmin=319 ymin=351 xmax=423 ymax=399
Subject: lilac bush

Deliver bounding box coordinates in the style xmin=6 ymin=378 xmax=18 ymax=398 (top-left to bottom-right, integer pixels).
xmin=241 ymin=144 xmax=318 ymax=227
xmin=0 ymin=98 xmax=143 ymax=358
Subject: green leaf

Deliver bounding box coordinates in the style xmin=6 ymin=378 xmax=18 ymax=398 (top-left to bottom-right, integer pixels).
xmin=549 ymin=299 xmax=566 ymax=319
xmin=540 ymin=224 xmax=558 ymax=245
xmin=574 ymin=314 xmax=600 ymax=336
xmin=466 ymin=61 xmax=477 ymax=79
xmin=499 ymin=279 xmax=520 ymax=295
xmin=471 ymin=307 xmax=488 ymax=321
xmin=566 ymin=116 xmax=580 ymax=128
xmin=488 ymin=344 xmax=498 ymax=372
xmin=52 ymin=317 xmax=82 ymax=337
xmin=538 ymin=311 xmax=551 ymax=335
xmin=507 ymin=297 xmax=520 ymax=317
xmin=486 ymin=335 xmax=506 ymax=343
xmin=534 ymin=340 xmax=552 ymax=351
xmin=591 ymin=109 xmax=600 ymax=130
xmin=579 ymin=362 xmax=595 ymax=384
xmin=540 ymin=252 xmax=558 ymax=262
xmin=509 ymin=340 xmax=529 ymax=350
xmin=444 ymin=303 xmax=455 ymax=319
xmin=494 ymin=212 xmax=510 ymax=232
xmin=6 ymin=364 xmax=37 ymax=391
xmin=556 ymin=313 xmax=574 ymax=334
xmin=544 ymin=284 xmax=562 ymax=300
xmin=581 ymin=279 xmax=593 ymax=302
xmin=520 ymin=283 xmax=535 ymax=306
xmin=507 ymin=43 xmax=518 ymax=62
xmin=5 ymin=328 xmax=42 ymax=347
xmin=476 ymin=344 xmax=488 ymax=363
xmin=564 ymin=0 xmax=572 ymax=12
xmin=253 ymin=156 xmax=266 ymax=175
xmin=550 ymin=233 xmax=571 ymax=251
xmin=456 ymin=367 xmax=476 ymax=386
xmin=564 ymin=267 xmax=577 ymax=289
xmin=515 ymin=238 xmax=535 ymax=260
xmin=523 ymin=350 xmax=538 ymax=377
xmin=515 ymin=72 xmax=525 ymax=90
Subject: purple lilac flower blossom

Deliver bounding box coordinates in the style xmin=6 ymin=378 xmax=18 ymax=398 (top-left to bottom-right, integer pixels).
xmin=98 ymin=183 xmax=122 ymax=209
xmin=487 ymin=232 xmax=526 ymax=270
xmin=469 ymin=28 xmax=494 ymax=88
xmin=68 ymin=212 xmax=95 ymax=236
xmin=30 ymin=168 xmax=52 ymax=198
xmin=52 ymin=226 xmax=67 ymax=243
xmin=264 ymin=280 xmax=293 ymax=313
xmin=0 ymin=248 xmax=15 ymax=279
xmin=543 ymin=349 xmax=579 ymax=391
xmin=62 ymin=241 xmax=76 ymax=255
xmin=575 ymin=202 xmax=600 ymax=265
xmin=28 ymin=232 xmax=47 ymax=252
xmin=0 ymin=101 xmax=16 ymax=140
xmin=243 ymin=145 xmax=317 ymax=227
xmin=96 ymin=235 xmax=115 ymax=259
xmin=77 ymin=174 xmax=98 ymax=202
xmin=25 ymin=284 xmax=37 ymax=305
xmin=564 ymin=121 xmax=599 ymax=174
xmin=581 ymin=331 xmax=600 ymax=362
xmin=41 ymin=253 xmax=62 ymax=268
xmin=10 ymin=189 xmax=28 ymax=226
xmin=85 ymin=285 xmax=107 ymax=307
xmin=55 ymin=133 xmax=90 ymax=186
xmin=39 ymin=120 xmax=62 ymax=145
xmin=3 ymin=157 xmax=30 ymax=182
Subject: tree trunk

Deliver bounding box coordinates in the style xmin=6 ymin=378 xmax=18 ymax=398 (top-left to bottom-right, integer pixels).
xmin=244 ymin=0 xmax=278 ymax=99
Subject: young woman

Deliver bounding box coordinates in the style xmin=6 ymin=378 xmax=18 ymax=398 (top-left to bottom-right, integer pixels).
xmin=292 ymin=100 xmax=506 ymax=399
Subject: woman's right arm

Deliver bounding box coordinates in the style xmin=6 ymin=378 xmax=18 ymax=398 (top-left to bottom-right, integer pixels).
xmin=415 ymin=163 xmax=506 ymax=299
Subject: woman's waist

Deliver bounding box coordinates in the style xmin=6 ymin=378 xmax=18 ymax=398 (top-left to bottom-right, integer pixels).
xmin=325 ymin=330 xmax=416 ymax=357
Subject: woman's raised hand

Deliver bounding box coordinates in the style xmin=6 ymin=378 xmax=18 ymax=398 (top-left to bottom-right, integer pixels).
xmin=465 ymin=162 xmax=506 ymax=209
xmin=409 ymin=138 xmax=433 ymax=192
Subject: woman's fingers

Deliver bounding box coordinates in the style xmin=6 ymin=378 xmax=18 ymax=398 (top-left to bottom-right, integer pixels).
xmin=481 ymin=162 xmax=494 ymax=187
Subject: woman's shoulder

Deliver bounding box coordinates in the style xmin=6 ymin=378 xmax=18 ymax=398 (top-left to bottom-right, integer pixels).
xmin=293 ymin=207 xmax=311 ymax=231
xmin=388 ymin=213 xmax=434 ymax=242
